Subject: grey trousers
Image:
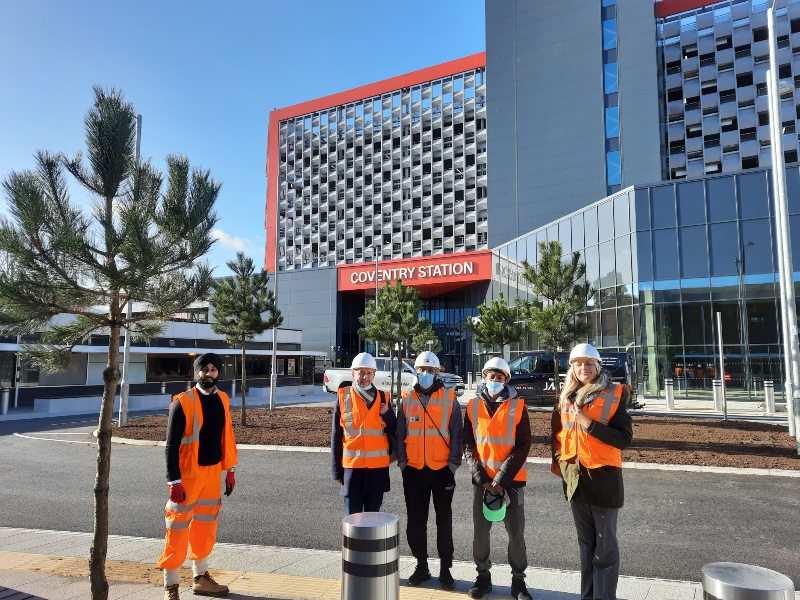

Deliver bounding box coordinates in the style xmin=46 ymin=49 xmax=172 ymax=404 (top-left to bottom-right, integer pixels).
xmin=472 ymin=485 xmax=527 ymax=579
xmin=570 ymin=502 xmax=620 ymax=600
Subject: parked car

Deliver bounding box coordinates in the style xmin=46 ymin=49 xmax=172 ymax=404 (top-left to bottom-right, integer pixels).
xmin=499 ymin=351 xmax=637 ymax=406
xmin=323 ymin=358 xmax=464 ymax=397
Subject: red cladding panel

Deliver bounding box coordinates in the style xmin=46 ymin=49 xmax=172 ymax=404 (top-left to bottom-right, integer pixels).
xmin=655 ymin=0 xmax=709 ymax=18
xmin=337 ymin=251 xmax=493 ymax=298
xmin=263 ymin=52 xmax=486 ymax=272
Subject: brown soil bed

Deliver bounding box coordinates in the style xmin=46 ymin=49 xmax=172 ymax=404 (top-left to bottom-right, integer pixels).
xmin=112 ymin=408 xmax=800 ymax=470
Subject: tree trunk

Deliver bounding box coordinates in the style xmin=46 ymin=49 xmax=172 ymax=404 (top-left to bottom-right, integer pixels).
xmin=90 ymin=318 xmax=121 ymax=600
xmin=241 ymin=335 xmax=247 ymax=426
xmin=388 ymin=345 xmax=395 ymax=406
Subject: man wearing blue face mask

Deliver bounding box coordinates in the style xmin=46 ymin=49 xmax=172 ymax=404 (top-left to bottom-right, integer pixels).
xmin=396 ymin=351 xmax=463 ymax=591
xmin=463 ymin=357 xmax=533 ymax=600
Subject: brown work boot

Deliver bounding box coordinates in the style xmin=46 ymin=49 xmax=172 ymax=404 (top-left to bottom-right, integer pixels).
xmin=164 ymin=584 xmax=180 ymax=600
xmin=192 ymin=571 xmax=229 ymax=597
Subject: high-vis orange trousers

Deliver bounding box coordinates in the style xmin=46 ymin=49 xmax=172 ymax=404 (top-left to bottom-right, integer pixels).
xmin=157 ymin=463 xmax=223 ymax=571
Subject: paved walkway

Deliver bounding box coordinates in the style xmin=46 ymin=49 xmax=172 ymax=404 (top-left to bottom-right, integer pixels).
xmin=4 ymin=527 xmax=795 ymax=600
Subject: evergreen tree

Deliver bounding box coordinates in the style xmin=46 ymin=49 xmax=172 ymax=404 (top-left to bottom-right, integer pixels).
xmin=466 ymin=290 xmax=528 ymax=355
xmin=0 ymin=87 xmax=220 ymax=600
xmin=520 ymin=240 xmax=595 ymax=394
xmin=209 ymin=252 xmax=282 ymax=425
xmin=411 ymin=319 xmax=442 ymax=354
xmin=359 ymin=278 xmax=423 ymax=403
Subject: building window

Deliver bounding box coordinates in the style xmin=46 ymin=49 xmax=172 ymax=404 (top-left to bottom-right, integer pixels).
xmin=605 ymin=106 xmax=619 ymax=138
xmin=606 ymin=151 xmax=621 ymax=186
xmin=604 ymin=62 xmax=618 ymax=94
xmin=603 ymin=18 xmax=617 ymax=50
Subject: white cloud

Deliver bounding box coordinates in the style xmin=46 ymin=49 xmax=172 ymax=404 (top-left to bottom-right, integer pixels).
xmin=211 ymin=228 xmax=265 ymax=255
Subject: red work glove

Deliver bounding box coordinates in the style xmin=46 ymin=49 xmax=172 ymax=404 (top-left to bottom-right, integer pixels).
xmin=224 ymin=471 xmax=235 ymax=496
xmin=168 ymin=482 xmax=186 ymax=503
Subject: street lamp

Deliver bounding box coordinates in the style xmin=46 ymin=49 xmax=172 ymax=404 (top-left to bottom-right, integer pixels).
xmin=734 ymin=241 xmax=754 ymax=398
xmin=371 ymin=243 xmax=381 ymax=355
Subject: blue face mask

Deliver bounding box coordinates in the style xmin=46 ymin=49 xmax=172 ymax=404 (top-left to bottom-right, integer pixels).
xmin=417 ymin=371 xmax=434 ymax=389
xmin=352 ymin=382 xmax=374 ymax=396
xmin=485 ymin=381 xmax=505 ymax=396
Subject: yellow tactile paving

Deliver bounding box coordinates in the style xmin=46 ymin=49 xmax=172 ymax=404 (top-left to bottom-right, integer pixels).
xmin=0 ymin=549 xmax=527 ymax=599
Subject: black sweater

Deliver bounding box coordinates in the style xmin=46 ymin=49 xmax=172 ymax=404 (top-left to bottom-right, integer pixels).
xmin=165 ymin=388 xmax=226 ymax=482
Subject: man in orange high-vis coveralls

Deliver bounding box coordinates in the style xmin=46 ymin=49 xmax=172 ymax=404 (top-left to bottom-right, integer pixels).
xmin=158 ymin=353 xmax=238 ymax=599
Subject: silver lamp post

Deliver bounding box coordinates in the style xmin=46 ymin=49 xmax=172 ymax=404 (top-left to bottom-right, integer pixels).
xmin=767 ymin=3 xmax=800 ymax=450
xmin=118 ymin=114 xmax=142 ymax=427
xmin=734 ymin=241 xmax=754 ymax=398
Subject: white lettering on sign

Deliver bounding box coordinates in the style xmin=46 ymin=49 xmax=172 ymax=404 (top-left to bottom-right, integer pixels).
xmin=347 ymin=261 xmax=475 ymax=285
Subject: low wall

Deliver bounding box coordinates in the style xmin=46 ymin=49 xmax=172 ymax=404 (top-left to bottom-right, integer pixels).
xmin=32 ymin=385 xmax=316 ymax=414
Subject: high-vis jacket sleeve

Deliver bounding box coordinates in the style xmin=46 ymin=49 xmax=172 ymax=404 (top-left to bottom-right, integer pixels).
xmin=395 ymin=399 xmax=408 ymax=469
xmin=495 ymin=406 xmax=532 ymax=489
xmin=462 ymin=407 xmax=492 ymax=486
xmin=448 ymin=398 xmax=463 ymax=471
xmin=165 ymin=399 xmax=186 ymax=482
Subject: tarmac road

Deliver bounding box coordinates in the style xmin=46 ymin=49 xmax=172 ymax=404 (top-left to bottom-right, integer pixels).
xmin=0 ymin=418 xmax=798 ymax=587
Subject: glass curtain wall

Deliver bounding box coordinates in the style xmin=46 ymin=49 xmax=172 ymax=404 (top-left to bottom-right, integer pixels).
xmin=492 ymin=167 xmax=800 ymax=399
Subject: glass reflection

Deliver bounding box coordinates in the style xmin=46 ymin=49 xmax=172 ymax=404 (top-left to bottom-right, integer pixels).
xmin=599 ymin=240 xmax=617 ymax=288
xmin=598 ymin=201 xmax=614 ymax=243
xmin=679 ymin=225 xmax=709 ymax=278
xmin=677 ymin=181 xmax=705 ymax=226
xmin=614 ymin=193 xmax=630 ymax=235
xmin=738 ymin=172 xmax=769 ymax=219
xmin=651 ymin=185 xmax=676 ymax=228
xmin=707 ymin=177 xmax=737 ymax=223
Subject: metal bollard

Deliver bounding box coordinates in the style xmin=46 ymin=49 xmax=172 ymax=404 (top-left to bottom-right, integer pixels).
xmin=764 ymin=380 xmax=775 ymax=414
xmin=232 ymin=378 xmax=236 ymax=399
xmin=186 ymin=380 xmax=192 ymax=391
xmin=702 ymin=562 xmax=793 ymax=600
xmin=0 ymin=387 xmax=9 ymax=416
xmin=160 ymin=381 xmax=166 ymax=394
xmin=468 ymin=372 xmax=473 ymax=389
xmin=342 ymin=512 xmax=399 ymax=600
xmin=713 ymin=380 xmax=723 ymax=412
xmin=665 ymin=379 xmax=674 ymax=410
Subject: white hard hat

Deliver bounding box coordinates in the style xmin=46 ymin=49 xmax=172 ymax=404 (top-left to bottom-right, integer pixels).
xmin=414 ymin=351 xmax=440 ymax=370
xmin=351 ymin=352 xmax=377 ymax=370
xmin=482 ymin=357 xmax=511 ymax=379
xmin=569 ymin=343 xmax=601 ymax=364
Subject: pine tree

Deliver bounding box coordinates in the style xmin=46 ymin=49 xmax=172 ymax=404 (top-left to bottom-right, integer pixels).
xmin=466 ymin=290 xmax=528 ymax=355
xmin=209 ymin=252 xmax=282 ymax=424
xmin=0 ymin=87 xmax=220 ymax=600
xmin=359 ymin=278 xmax=423 ymax=403
xmin=520 ymin=240 xmax=595 ymax=395
xmin=411 ymin=319 xmax=442 ymax=354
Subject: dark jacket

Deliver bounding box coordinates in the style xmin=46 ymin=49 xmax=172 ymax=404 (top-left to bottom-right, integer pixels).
xmin=551 ymin=380 xmax=633 ymax=508
xmin=396 ymin=379 xmax=463 ymax=473
xmin=331 ymin=386 xmax=397 ymax=497
xmin=463 ymin=385 xmax=531 ymax=489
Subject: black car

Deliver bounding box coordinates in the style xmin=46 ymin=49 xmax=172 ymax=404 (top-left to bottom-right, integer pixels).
xmin=507 ymin=352 xmax=637 ymax=406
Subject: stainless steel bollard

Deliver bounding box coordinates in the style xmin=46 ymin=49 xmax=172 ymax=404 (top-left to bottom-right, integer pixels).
xmin=713 ymin=380 xmax=723 ymax=412
xmin=665 ymin=379 xmax=674 ymax=410
xmin=160 ymin=381 xmax=166 ymax=394
xmin=232 ymin=378 xmax=236 ymax=398
xmin=1 ymin=387 xmax=9 ymax=416
xmin=186 ymin=380 xmax=192 ymax=391
xmin=342 ymin=512 xmax=399 ymax=600
xmin=702 ymin=562 xmax=794 ymax=600
xmin=764 ymin=380 xmax=775 ymax=414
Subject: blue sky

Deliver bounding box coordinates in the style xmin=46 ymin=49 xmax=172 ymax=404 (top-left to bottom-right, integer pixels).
xmin=0 ymin=1 xmax=485 ymax=275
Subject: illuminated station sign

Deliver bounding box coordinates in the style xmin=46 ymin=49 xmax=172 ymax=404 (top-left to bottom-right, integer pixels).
xmin=337 ymin=250 xmax=493 ymax=298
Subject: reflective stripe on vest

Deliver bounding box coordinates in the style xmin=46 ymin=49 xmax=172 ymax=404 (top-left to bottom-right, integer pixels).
xmin=402 ymin=387 xmax=453 ymax=470
xmin=339 ymin=387 xmax=390 ymax=468
xmin=468 ymin=395 xmax=527 ymax=482
xmin=180 ymin=406 xmax=200 ymax=445
xmin=558 ymin=384 xmax=622 ymax=469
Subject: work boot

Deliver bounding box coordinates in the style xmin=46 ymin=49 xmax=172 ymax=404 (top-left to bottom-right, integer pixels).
xmin=408 ymin=563 xmax=432 ymax=587
xmin=468 ymin=573 xmax=492 ymax=599
xmin=192 ymin=571 xmax=229 ymax=597
xmin=407 ymin=563 xmax=432 ymax=586
xmin=511 ymin=577 xmax=533 ymax=600
xmin=164 ymin=584 xmax=180 ymax=600
xmin=439 ymin=567 xmax=455 ymax=591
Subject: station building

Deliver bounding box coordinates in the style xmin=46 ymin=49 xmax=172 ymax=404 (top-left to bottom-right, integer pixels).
xmin=264 ymin=0 xmax=800 ymax=393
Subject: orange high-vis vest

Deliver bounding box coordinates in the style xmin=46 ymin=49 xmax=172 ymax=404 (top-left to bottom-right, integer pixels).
xmin=338 ymin=386 xmax=391 ymax=469
xmin=401 ymin=387 xmax=454 ymax=470
xmin=171 ymin=388 xmax=238 ymax=479
xmin=467 ymin=395 xmax=528 ymax=483
xmin=556 ymin=383 xmax=623 ymax=469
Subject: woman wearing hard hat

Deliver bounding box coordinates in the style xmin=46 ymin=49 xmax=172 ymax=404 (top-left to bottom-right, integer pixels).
xmin=551 ymin=343 xmax=633 ymax=600
xmin=331 ymin=352 xmax=397 ymax=515
xmin=463 ymin=357 xmax=533 ymax=600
